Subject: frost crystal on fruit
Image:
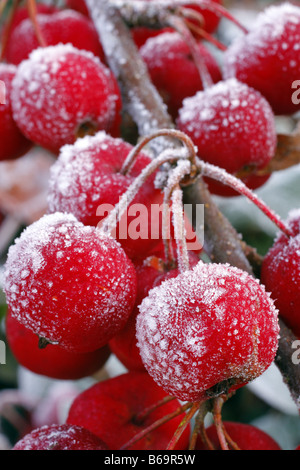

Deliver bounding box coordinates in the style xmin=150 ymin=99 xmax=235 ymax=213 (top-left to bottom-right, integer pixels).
xmin=4 ymin=212 xmax=137 ymax=353
xmin=136 ymin=261 xmax=279 ymax=402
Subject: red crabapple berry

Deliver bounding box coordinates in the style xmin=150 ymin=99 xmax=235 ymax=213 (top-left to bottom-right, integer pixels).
xmin=196 ymin=421 xmax=281 ymax=450
xmin=13 ymin=424 xmax=109 ymax=450
xmin=47 ymin=131 xmax=163 ymax=260
xmin=223 ymin=2 xmax=300 ymax=116
xmin=67 ymin=370 xmax=190 ymax=450
xmin=140 ymin=31 xmax=222 ymax=119
xmin=5 ymin=310 xmax=111 ymax=380
xmin=261 ymin=209 xmax=300 ymax=338
xmin=136 ymin=261 xmax=279 ymax=403
xmin=176 ymin=78 xmax=277 ymax=196
xmin=4 ymin=212 xmax=137 ymax=354
xmin=11 ymin=44 xmax=122 ymax=154
xmin=0 ymin=63 xmax=32 ymax=161
xmin=5 ymin=9 xmax=105 ymax=65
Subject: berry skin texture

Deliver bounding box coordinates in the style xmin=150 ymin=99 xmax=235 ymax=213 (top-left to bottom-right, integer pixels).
xmin=11 ymin=44 xmax=122 ymax=154
xmin=67 ymin=370 xmax=190 ymax=450
xmin=0 ymin=63 xmax=32 ymax=161
xmin=5 ymin=9 xmax=105 ymax=65
xmin=261 ymin=209 xmax=300 ymax=338
xmin=13 ymin=424 xmax=109 ymax=450
xmin=223 ymin=3 xmax=300 ymax=116
xmin=4 ymin=212 xmax=137 ymax=354
xmin=5 ymin=310 xmax=111 ymax=380
xmin=140 ymin=32 xmax=222 ymax=119
xmin=196 ymin=421 xmax=281 ymax=450
xmin=136 ymin=261 xmax=279 ymax=402
xmin=47 ymin=131 xmax=163 ymax=260
xmin=176 ymin=78 xmax=277 ymax=196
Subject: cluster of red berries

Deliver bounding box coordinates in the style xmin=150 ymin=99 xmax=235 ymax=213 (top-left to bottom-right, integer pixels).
xmin=1 ymin=0 xmax=299 ymax=451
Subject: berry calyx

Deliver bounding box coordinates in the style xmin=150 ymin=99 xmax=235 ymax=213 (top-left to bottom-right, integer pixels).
xmin=196 ymin=421 xmax=281 ymax=450
xmin=5 ymin=9 xmax=105 ymax=65
xmin=0 ymin=63 xmax=33 ymax=161
xmin=136 ymin=260 xmax=279 ymax=402
xmin=261 ymin=209 xmax=300 ymax=338
xmin=140 ymin=31 xmax=222 ymax=119
xmin=11 ymin=44 xmax=122 ymax=154
xmin=5 ymin=309 xmax=111 ymax=380
xmin=223 ymin=2 xmax=300 ymax=116
xmin=13 ymin=424 xmax=109 ymax=450
xmin=4 ymin=212 xmax=137 ymax=353
xmin=176 ymin=78 xmax=277 ymax=196
xmin=67 ymin=370 xmax=191 ymax=450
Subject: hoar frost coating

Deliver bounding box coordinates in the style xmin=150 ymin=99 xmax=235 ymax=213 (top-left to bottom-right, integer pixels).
xmin=4 ymin=212 xmax=137 ymax=353
xmin=11 ymin=43 xmax=121 ymax=153
xmin=136 ymin=261 xmax=279 ymax=402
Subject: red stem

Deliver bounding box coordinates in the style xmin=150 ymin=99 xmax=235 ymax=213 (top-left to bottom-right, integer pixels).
xmin=198 ymin=159 xmax=293 ymax=239
xmin=26 ymin=0 xmax=47 ymax=47
xmin=166 ymin=401 xmax=201 ymax=450
xmin=183 ymin=17 xmax=227 ymax=51
xmin=120 ymin=402 xmax=194 ymax=450
xmin=168 ymin=14 xmax=214 ymax=90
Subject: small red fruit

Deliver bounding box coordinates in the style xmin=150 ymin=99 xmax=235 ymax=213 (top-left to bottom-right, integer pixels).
xmin=223 ymin=2 xmax=300 ymax=115
xmin=5 ymin=9 xmax=105 ymax=65
xmin=47 ymin=131 xmax=163 ymax=259
xmin=261 ymin=209 xmax=300 ymax=338
xmin=13 ymin=424 xmax=108 ymax=450
xmin=176 ymin=78 xmax=277 ymax=196
xmin=136 ymin=261 xmax=279 ymax=402
xmin=140 ymin=31 xmax=222 ymax=119
xmin=4 ymin=212 xmax=137 ymax=353
xmin=0 ymin=63 xmax=32 ymax=161
xmin=67 ymin=370 xmax=191 ymax=450
xmin=11 ymin=44 xmax=122 ymax=154
xmin=196 ymin=421 xmax=281 ymax=450
xmin=6 ymin=310 xmax=111 ymax=380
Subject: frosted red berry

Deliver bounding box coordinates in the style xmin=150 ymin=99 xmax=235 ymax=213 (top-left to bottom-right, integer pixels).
xmin=196 ymin=421 xmax=281 ymax=450
xmin=0 ymin=63 xmax=32 ymax=161
xmin=67 ymin=370 xmax=190 ymax=450
xmin=140 ymin=31 xmax=222 ymax=119
xmin=11 ymin=44 xmax=122 ymax=154
xmin=136 ymin=261 xmax=279 ymax=402
xmin=4 ymin=212 xmax=137 ymax=353
xmin=223 ymin=3 xmax=300 ymax=116
xmin=5 ymin=9 xmax=105 ymax=65
xmin=6 ymin=309 xmax=111 ymax=380
xmin=13 ymin=424 xmax=109 ymax=450
xmin=261 ymin=209 xmax=300 ymax=338
xmin=47 ymin=131 xmax=163 ymax=259
xmin=176 ymin=78 xmax=277 ymax=196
